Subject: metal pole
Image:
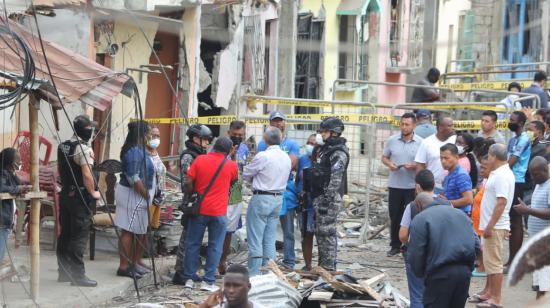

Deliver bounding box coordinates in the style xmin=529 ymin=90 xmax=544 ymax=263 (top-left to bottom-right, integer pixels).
xmin=29 ymin=93 xmax=41 ymax=300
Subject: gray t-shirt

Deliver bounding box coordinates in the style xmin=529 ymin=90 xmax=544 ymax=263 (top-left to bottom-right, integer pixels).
xmin=383 ymin=133 xmax=423 ymax=189
xmin=528 ymin=179 xmax=550 ymax=236
xmin=477 ymin=129 xmax=506 ymax=144
xmin=411 ymin=78 xmax=438 ymax=102
xmin=415 ymin=123 xmax=436 ymax=139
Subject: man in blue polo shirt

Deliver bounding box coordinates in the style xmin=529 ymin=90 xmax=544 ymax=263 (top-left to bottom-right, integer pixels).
xmin=257 ymin=111 xmax=300 ymax=269
xmin=506 ymin=110 xmax=531 ymax=270
xmin=440 ymin=143 xmax=473 ymax=214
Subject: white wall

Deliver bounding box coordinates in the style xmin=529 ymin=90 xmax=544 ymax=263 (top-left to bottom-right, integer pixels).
xmin=435 ymin=0 xmax=472 ymax=72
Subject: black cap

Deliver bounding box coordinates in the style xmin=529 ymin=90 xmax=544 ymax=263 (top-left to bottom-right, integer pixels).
xmin=73 ymin=115 xmax=97 ymax=130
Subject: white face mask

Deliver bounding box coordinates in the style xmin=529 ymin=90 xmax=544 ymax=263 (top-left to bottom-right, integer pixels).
xmin=457 ymin=145 xmax=465 ymax=155
xmin=304 ymin=144 xmax=314 ymax=156
xmin=148 ymin=138 xmax=161 ymax=149
xmin=315 ymin=133 xmax=324 ymax=146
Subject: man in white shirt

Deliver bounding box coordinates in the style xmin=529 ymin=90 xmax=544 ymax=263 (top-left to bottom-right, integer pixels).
xmin=473 ymin=143 xmax=515 ymax=308
xmin=415 ymin=117 xmax=456 ymax=193
xmin=243 ymin=127 xmax=292 ymax=276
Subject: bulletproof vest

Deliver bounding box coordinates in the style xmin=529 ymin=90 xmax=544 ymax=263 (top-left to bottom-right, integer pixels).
xmin=179 ymin=140 xmax=205 ymax=172
xmin=310 ymin=143 xmax=350 ymax=198
xmin=58 ymin=139 xmax=85 ymax=189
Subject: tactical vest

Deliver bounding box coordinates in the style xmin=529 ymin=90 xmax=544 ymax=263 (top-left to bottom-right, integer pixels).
xmin=310 ymin=143 xmax=350 ymax=198
xmin=58 ymin=139 xmax=86 ymax=189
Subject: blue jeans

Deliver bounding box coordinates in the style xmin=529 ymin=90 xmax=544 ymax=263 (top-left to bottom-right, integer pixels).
xmin=183 ymin=215 xmax=227 ymax=284
xmin=405 ymin=254 xmax=425 ymax=308
xmin=247 ymin=194 xmax=282 ymax=276
xmin=280 ymin=207 xmax=295 ymax=269
xmin=0 ymin=228 xmax=10 ymax=261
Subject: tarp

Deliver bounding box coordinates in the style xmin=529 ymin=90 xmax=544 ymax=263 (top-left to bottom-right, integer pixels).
xmin=0 ymin=17 xmax=133 ymax=111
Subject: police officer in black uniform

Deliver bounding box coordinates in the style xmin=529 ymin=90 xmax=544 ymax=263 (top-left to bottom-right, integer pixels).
xmin=173 ymin=124 xmax=213 ymax=285
xmin=57 ymin=115 xmax=99 ymax=287
xmin=310 ymin=117 xmax=349 ymax=270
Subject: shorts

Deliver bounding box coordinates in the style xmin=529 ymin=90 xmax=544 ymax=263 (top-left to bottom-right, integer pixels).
xmin=482 ymin=229 xmax=508 ymax=274
xmin=298 ymin=208 xmax=315 ymax=235
xmin=533 ymin=266 xmax=550 ymax=292
xmin=510 ymin=182 xmax=526 ymax=218
xmin=226 ymin=202 xmax=244 ymax=233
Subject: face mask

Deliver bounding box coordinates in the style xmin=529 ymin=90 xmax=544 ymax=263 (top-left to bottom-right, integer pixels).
xmin=148 ymin=138 xmax=160 ymax=149
xmin=230 ymin=136 xmax=243 ymax=146
xmin=315 ymin=133 xmax=324 ymax=146
xmin=457 ymin=145 xmax=465 ymax=155
xmin=508 ymin=122 xmax=520 ymax=132
xmin=304 ymin=144 xmax=314 ymax=156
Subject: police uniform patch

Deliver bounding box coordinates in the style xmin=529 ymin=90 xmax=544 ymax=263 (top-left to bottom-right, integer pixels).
xmin=332 ymin=160 xmax=344 ymax=171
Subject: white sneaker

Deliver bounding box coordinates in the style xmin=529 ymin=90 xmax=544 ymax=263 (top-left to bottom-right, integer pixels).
xmin=184 ymin=279 xmax=194 ymax=289
xmin=200 ymin=281 xmax=219 ymax=292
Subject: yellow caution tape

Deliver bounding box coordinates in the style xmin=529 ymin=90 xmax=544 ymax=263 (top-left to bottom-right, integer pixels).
xmin=439 ymin=80 xmax=550 ymax=92
xmin=136 ymin=114 xmax=508 ymax=131
xmin=247 ymin=97 xmax=509 ymax=112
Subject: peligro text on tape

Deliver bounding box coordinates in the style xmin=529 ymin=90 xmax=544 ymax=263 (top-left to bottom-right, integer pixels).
xmin=439 ymin=80 xmax=550 ymax=92
xmin=135 ymin=114 xmax=508 ymax=131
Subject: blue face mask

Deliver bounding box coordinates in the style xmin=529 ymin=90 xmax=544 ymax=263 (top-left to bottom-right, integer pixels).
xmin=304 ymin=144 xmax=314 ymax=156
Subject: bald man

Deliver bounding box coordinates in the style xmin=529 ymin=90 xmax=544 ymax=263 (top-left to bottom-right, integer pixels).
xmin=514 ymin=156 xmax=550 ymax=299
xmin=408 ymin=192 xmax=479 ymax=308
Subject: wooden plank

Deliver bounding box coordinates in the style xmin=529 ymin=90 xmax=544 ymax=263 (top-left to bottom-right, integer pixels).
xmin=0 ymin=191 xmax=47 ymax=200
xmin=359 ymin=280 xmax=386 ymax=306
xmin=363 ymin=273 xmax=386 ymax=286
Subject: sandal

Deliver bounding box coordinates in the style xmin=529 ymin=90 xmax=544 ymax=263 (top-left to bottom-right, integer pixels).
xmin=468 ymin=294 xmax=488 ymax=303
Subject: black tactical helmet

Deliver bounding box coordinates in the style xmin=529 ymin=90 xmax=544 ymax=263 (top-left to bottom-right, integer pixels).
xmin=186 ymin=124 xmax=213 ymax=141
xmin=320 ymin=117 xmax=344 ymax=134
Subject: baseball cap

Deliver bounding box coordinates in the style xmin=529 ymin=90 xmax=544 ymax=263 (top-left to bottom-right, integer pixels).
xmin=73 ymin=114 xmax=98 ymax=129
xmin=269 ymin=111 xmax=286 ymax=121
xmin=415 ymin=109 xmax=431 ymax=118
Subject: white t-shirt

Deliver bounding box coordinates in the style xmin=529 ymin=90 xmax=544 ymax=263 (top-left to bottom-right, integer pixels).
xmin=480 ymin=163 xmax=515 ymax=231
xmin=414 ymin=134 xmax=457 ymax=188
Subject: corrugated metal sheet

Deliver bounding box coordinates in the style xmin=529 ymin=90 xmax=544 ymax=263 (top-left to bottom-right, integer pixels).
xmin=0 ymin=17 xmax=132 ymax=111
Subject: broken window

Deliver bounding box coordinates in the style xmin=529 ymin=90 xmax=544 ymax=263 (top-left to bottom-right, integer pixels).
xmin=338 ymin=15 xmax=359 ymax=80
xmin=500 ymin=0 xmax=542 ymax=79
xmin=388 ymin=0 xmax=424 ymax=69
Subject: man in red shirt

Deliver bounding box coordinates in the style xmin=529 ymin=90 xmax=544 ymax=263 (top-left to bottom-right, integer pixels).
xmin=182 ymin=137 xmax=238 ymax=291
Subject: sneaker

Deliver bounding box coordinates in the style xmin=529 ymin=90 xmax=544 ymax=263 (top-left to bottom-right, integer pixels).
xmin=387 ymin=248 xmax=400 ymax=257
xmin=200 ymin=281 xmax=219 ymax=292
xmin=184 ymin=279 xmax=194 ymax=289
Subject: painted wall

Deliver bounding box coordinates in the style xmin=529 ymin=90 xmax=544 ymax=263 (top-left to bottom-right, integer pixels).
xmin=435 ymin=0 xmax=472 ymax=71
xmin=107 ymin=20 xmax=158 ymax=159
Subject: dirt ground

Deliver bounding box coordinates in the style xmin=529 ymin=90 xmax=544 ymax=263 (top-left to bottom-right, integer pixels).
xmin=337 ymin=236 xmax=536 ymax=308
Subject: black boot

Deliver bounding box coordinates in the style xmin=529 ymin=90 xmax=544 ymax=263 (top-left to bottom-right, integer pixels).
xmin=71 ymin=276 xmax=97 ymax=287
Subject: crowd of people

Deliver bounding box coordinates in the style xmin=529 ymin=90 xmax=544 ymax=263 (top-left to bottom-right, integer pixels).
xmin=0 ymin=70 xmax=549 ymax=307
xmin=383 ymin=69 xmax=550 ymax=307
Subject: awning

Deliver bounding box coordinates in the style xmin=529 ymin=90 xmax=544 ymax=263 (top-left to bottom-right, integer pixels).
xmin=336 ymin=0 xmax=381 ymax=15
xmin=0 ymin=18 xmax=133 ymax=111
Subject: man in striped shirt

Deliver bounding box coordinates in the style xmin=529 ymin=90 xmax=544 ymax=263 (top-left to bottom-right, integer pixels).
xmin=513 ymin=156 xmax=550 ymax=299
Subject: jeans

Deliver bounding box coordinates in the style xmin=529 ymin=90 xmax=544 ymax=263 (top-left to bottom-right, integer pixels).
xmin=247 ymin=194 xmax=282 ymax=276
xmin=388 ymin=188 xmax=415 ymax=250
xmin=405 ymin=254 xmax=425 ymax=308
xmin=0 ymin=228 xmax=11 ymax=261
xmin=280 ymin=207 xmax=295 ymax=269
xmin=183 ymin=215 xmax=227 ymax=284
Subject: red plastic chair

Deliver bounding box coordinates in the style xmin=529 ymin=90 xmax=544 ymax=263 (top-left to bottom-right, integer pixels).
xmin=12 ymin=131 xmax=53 ymax=183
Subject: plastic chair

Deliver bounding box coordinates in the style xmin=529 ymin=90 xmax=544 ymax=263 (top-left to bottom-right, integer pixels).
xmin=12 ymin=131 xmax=53 ymax=183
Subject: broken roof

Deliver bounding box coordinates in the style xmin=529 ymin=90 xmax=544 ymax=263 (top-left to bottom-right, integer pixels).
xmin=0 ymin=17 xmax=133 ymax=111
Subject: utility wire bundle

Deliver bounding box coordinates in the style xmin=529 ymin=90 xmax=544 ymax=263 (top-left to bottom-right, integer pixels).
xmin=0 ymin=23 xmax=35 ymax=110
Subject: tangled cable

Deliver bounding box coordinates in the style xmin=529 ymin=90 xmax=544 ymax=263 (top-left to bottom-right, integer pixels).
xmin=0 ymin=23 xmax=35 ymax=110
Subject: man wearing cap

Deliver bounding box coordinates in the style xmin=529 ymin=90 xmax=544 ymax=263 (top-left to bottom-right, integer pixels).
xmin=256 ymin=111 xmax=300 ymax=270
xmin=414 ymin=110 xmax=436 ymax=139
xmin=56 ymin=115 xmax=100 ymax=287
